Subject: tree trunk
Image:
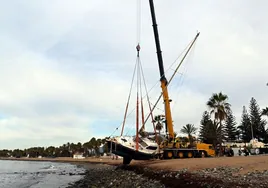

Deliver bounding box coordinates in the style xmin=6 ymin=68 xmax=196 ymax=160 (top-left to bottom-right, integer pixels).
xmin=219 ymin=120 xmax=222 ymax=156
xmin=188 ymin=134 xmax=192 ymax=147
xmin=158 ymin=130 xmax=161 ymax=155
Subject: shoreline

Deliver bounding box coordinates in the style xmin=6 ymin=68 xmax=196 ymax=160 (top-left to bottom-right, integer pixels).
xmin=0 ymin=156 xmax=119 ymax=163
xmin=2 ymin=156 xmax=268 ymax=187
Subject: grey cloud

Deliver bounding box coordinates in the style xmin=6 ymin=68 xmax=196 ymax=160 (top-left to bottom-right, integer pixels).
xmin=0 ymin=0 xmax=268 ymax=148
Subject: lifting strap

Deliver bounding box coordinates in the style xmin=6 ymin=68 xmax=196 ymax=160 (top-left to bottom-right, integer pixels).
xmin=120 ymin=60 xmax=137 ymax=136
xmin=139 ymin=58 xmax=157 ymax=135
xmin=136 ymin=44 xmax=140 ymax=151
xmin=137 ymin=44 xmax=145 ymax=128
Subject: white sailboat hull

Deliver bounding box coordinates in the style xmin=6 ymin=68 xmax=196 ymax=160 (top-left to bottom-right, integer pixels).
xmin=106 ymin=136 xmax=159 ymax=162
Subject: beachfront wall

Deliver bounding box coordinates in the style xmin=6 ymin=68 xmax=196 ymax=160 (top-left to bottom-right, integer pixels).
xmin=73 ymin=153 xmax=85 ymax=159
xmin=232 ymin=148 xmax=241 ymax=156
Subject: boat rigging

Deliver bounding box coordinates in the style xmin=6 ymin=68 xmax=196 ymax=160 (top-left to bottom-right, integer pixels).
xmin=106 ymin=0 xmax=210 ymax=165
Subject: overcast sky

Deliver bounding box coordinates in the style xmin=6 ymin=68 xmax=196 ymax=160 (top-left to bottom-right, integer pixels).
xmin=0 ymin=0 xmax=267 ymax=149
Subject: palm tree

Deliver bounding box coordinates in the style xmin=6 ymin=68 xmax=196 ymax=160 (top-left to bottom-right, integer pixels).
xmin=180 ymin=124 xmax=197 ymax=146
xmin=67 ymin=142 xmax=70 ymax=152
xmin=177 ymin=136 xmax=189 ymax=147
xmin=262 ymin=107 xmax=268 ymax=117
xmin=153 ymin=115 xmax=164 ymax=135
xmin=207 ymin=92 xmax=231 ymax=145
xmin=153 ymin=115 xmax=165 ymax=144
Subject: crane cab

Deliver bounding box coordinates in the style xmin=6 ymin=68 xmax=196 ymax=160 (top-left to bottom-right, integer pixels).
xmin=196 ymin=143 xmax=215 ymax=157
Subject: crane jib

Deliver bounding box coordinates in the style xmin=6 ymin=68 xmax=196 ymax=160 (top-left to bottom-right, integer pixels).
xmin=148 ymin=0 xmax=174 ymax=139
xmin=149 ymin=0 xmax=165 ymax=80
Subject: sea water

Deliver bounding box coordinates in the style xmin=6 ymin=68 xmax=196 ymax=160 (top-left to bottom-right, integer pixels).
xmin=0 ymin=160 xmax=85 ymax=188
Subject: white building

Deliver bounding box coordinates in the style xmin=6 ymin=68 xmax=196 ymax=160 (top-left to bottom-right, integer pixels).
xmin=73 ymin=152 xmax=85 ymax=159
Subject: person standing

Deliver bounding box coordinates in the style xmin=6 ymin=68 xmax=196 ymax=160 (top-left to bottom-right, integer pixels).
xmin=216 ymin=144 xmax=220 ymax=157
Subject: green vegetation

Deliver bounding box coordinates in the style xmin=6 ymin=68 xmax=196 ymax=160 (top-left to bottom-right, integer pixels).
xmin=153 ymin=115 xmax=164 ymax=135
xmin=206 ymin=92 xmax=231 ymax=145
xmin=238 ymin=106 xmax=251 ymax=142
xmin=262 ymin=107 xmax=268 ymax=117
xmin=180 ymin=124 xmax=197 ymax=146
xmin=224 ymin=110 xmax=237 ymax=142
xmin=0 ymin=137 xmax=109 ymax=158
xmin=199 ymin=93 xmax=268 ymax=146
xmin=199 ymin=111 xmax=220 ymax=146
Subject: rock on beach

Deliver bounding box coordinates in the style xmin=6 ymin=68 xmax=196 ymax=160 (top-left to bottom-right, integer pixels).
xmin=66 ymin=164 xmax=164 ymax=188
xmin=66 ymin=163 xmax=268 ymax=188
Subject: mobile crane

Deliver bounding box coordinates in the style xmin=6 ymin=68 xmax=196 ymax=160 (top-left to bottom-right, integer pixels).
xmin=148 ymin=0 xmax=215 ymax=159
xmin=106 ymin=1 xmax=215 ymax=164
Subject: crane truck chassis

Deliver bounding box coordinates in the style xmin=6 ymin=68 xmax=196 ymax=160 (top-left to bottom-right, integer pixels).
xmin=161 ymin=143 xmax=215 ymax=159
xmin=156 ymin=143 xmax=234 ymax=159
xmin=162 ymin=148 xmax=210 ymax=159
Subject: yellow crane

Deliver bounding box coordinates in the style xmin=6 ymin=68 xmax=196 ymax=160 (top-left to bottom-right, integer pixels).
xmin=149 ymin=0 xmax=215 ymax=159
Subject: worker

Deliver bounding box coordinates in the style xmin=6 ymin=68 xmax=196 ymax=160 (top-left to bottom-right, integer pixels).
xmin=229 ymin=146 xmax=234 ymax=157
xmin=244 ymin=145 xmax=249 ymax=156
xmin=216 ymin=144 xmax=220 ymax=157
xmin=238 ymin=146 xmax=242 ymax=156
xmin=173 ymin=138 xmax=178 ymax=148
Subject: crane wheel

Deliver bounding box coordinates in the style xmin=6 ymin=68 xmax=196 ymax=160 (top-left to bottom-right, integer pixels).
xmin=187 ymin=152 xmax=193 ymax=158
xmin=178 ymin=152 xmax=184 ymax=158
xmin=167 ymin=151 xmax=173 ymax=159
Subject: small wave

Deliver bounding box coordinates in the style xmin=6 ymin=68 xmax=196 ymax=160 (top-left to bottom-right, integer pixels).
xmin=0 ymin=161 xmax=84 ymax=188
xmin=19 ymin=179 xmax=41 ymax=188
xmin=40 ymin=165 xmax=55 ymax=170
xmin=0 ymin=171 xmax=27 ymax=175
xmin=39 ymin=165 xmax=57 ymax=172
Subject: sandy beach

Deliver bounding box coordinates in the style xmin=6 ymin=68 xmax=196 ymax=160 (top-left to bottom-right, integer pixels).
xmin=3 ymin=154 xmax=268 ymax=174
xmin=2 ymin=155 xmax=268 ymax=187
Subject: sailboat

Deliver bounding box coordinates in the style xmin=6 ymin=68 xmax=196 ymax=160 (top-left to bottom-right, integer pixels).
xmin=106 ymin=0 xmax=199 ymax=165
xmin=106 ymin=41 xmax=161 ymax=163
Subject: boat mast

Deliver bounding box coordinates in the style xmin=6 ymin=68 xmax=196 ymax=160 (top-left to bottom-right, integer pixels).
xmin=149 ymin=0 xmax=174 ymax=139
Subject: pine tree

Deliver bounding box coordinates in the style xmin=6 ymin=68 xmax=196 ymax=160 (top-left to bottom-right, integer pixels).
xmin=199 ymin=111 xmax=211 ymax=143
xmin=238 ymin=106 xmax=252 ymax=142
xmin=199 ymin=111 xmax=220 ymax=145
xmin=224 ymin=110 xmax=237 ymax=142
xmin=249 ymin=97 xmax=267 ymax=141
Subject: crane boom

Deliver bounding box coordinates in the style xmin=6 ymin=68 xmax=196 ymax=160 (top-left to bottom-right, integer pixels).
xmin=149 ymin=0 xmax=174 ymax=139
